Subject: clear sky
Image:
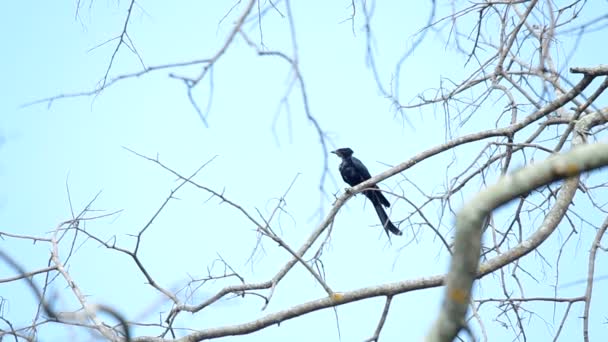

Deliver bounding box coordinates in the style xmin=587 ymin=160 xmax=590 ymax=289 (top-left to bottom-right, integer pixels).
xmin=1 ymin=1 xmax=607 ymax=341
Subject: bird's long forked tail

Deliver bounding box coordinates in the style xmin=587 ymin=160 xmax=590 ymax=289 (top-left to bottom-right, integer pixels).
xmin=372 ymin=201 xmax=402 ymax=236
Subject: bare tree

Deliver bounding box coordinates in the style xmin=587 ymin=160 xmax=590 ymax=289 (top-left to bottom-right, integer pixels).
xmin=3 ymin=1 xmax=608 ymax=341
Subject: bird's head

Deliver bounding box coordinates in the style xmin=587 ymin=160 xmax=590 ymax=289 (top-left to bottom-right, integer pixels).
xmin=331 ymin=147 xmax=354 ymax=158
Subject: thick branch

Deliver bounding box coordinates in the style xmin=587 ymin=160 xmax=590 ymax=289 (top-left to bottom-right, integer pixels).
xmin=425 ymin=142 xmax=608 ymax=341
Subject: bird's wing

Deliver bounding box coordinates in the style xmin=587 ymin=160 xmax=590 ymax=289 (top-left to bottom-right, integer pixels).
xmin=351 ymin=157 xmax=372 ymax=180
xmin=351 ymin=157 xmax=391 ymax=207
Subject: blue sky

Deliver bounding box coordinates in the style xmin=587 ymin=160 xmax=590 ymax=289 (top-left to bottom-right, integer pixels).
xmin=1 ymin=1 xmax=607 ymax=341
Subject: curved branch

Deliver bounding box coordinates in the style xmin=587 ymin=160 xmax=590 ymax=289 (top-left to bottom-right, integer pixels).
xmin=426 ymin=117 xmax=608 ymax=342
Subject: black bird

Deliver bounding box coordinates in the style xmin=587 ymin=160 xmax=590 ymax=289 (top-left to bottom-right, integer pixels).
xmin=331 ymin=147 xmax=402 ymax=236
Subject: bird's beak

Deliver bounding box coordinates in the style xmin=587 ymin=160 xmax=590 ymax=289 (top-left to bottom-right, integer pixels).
xmin=330 ymin=150 xmax=337 ymax=154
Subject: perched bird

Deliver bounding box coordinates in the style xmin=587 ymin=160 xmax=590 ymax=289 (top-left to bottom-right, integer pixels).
xmin=331 ymin=147 xmax=402 ymax=236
